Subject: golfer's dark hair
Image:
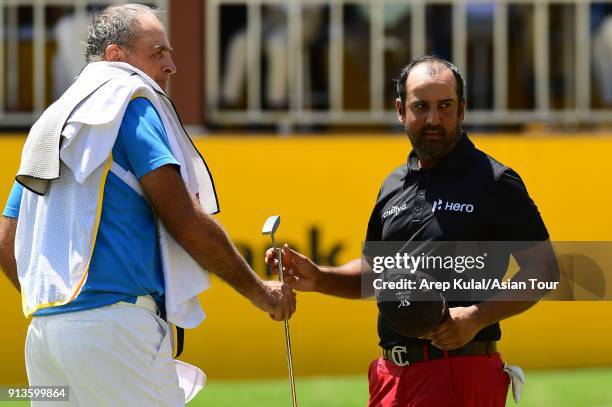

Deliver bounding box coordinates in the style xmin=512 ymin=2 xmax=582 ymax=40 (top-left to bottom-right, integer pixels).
xmin=395 ymin=55 xmax=465 ymax=109
xmin=84 ymin=4 xmax=160 ymax=62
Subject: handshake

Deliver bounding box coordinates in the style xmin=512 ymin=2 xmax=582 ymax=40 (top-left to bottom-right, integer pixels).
xmin=252 ymin=279 xmax=296 ymax=322
xmin=251 ymin=245 xmax=322 ymax=321
xmin=252 ymin=242 xmax=321 ymax=321
xmin=247 ymin=216 xmax=319 ymax=322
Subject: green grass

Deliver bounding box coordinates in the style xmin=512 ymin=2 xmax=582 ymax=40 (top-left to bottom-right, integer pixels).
xmin=189 ymin=368 xmax=612 ymax=407
xmin=190 ymin=376 xmax=369 ymax=407
xmin=3 ymin=368 xmax=611 ymax=406
xmin=507 ymin=368 xmax=612 ymax=407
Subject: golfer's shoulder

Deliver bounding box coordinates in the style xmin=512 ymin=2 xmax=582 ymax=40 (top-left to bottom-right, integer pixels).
xmin=470 ymin=148 xmax=529 ymax=194
xmin=374 ymin=163 xmax=408 ymax=198
xmin=468 ymin=146 xmax=515 ymax=182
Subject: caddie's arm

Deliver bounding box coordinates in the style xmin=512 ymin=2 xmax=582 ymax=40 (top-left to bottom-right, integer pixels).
xmin=140 ymin=164 xmax=296 ymax=321
xmin=266 ymin=245 xmax=371 ymax=299
xmin=0 ymin=216 xmax=19 ymax=292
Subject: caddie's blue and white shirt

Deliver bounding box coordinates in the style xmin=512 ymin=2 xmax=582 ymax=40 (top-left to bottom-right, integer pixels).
xmin=3 ymin=97 xmax=178 ymax=315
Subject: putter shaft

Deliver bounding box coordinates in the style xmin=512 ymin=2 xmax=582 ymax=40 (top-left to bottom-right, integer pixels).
xmin=264 ymin=215 xmax=298 ymax=407
xmin=277 ymin=247 xmax=298 ymax=407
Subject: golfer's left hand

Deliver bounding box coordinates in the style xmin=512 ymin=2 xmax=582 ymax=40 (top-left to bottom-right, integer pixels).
xmin=424 ymin=306 xmax=482 ymax=350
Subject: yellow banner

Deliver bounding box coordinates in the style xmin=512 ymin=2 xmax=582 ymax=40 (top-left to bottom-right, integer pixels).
xmin=1 ymin=134 xmax=612 ymax=383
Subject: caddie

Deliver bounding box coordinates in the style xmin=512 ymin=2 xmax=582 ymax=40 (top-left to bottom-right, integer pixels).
xmin=0 ymin=4 xmax=295 ymax=406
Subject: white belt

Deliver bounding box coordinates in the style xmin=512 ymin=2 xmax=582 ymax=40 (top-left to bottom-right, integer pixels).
xmin=120 ymin=295 xmax=159 ymax=315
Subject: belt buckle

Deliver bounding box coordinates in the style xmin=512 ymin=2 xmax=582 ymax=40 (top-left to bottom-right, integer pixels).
xmin=391 ymin=345 xmax=410 ymax=367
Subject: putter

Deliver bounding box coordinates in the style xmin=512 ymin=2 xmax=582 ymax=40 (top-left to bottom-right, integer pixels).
xmin=262 ymin=215 xmax=298 ymax=407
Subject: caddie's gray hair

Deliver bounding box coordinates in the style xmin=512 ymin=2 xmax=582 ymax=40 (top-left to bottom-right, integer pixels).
xmin=84 ymin=3 xmax=160 ymax=62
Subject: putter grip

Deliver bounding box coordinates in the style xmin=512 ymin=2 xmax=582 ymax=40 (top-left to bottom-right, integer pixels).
xmin=276 ymin=248 xmax=284 ymax=282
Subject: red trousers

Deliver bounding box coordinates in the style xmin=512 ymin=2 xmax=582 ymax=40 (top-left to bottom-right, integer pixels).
xmin=368 ymin=353 xmax=510 ymax=407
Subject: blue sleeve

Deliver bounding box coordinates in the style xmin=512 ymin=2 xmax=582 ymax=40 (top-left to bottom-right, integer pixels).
xmin=115 ymin=97 xmax=179 ymax=180
xmin=3 ymin=181 xmax=24 ymax=219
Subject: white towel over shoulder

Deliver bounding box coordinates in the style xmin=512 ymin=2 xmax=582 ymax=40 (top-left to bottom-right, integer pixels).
xmin=16 ymin=62 xmax=219 ymax=328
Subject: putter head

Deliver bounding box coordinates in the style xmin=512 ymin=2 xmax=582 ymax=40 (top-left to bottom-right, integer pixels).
xmin=262 ymin=215 xmax=281 ymax=235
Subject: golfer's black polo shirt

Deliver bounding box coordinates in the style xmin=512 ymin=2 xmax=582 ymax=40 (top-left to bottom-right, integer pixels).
xmin=365 ymin=134 xmax=549 ymax=348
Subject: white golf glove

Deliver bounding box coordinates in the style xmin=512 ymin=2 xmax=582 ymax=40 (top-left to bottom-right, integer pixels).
xmin=503 ymin=363 xmax=526 ymax=403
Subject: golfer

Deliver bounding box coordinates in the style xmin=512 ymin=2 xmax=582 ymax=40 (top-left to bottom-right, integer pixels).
xmin=0 ymin=4 xmax=295 ymax=406
xmin=266 ymin=56 xmax=559 ymax=406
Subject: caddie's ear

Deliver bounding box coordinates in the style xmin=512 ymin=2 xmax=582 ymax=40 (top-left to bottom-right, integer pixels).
xmin=105 ymin=44 xmax=125 ymax=62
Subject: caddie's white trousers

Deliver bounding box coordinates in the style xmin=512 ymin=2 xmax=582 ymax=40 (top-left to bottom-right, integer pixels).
xmin=25 ymin=299 xmax=185 ymax=406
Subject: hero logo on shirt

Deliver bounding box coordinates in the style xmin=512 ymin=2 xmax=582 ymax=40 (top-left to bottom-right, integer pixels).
xmin=382 ymin=203 xmax=408 ymax=219
xmin=432 ymin=199 xmax=475 ymax=213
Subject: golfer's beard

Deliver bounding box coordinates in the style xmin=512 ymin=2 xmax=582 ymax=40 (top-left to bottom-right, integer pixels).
xmin=406 ymin=124 xmax=463 ymax=163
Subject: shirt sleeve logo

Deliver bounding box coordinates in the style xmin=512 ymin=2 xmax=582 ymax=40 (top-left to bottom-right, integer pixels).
xmin=382 ymin=203 xmax=408 ymax=219
xmin=432 ymin=199 xmax=475 ymax=213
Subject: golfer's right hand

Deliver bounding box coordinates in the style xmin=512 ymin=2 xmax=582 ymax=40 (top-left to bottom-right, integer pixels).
xmin=258 ymin=280 xmax=296 ymax=321
xmin=265 ymin=244 xmax=321 ymax=292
